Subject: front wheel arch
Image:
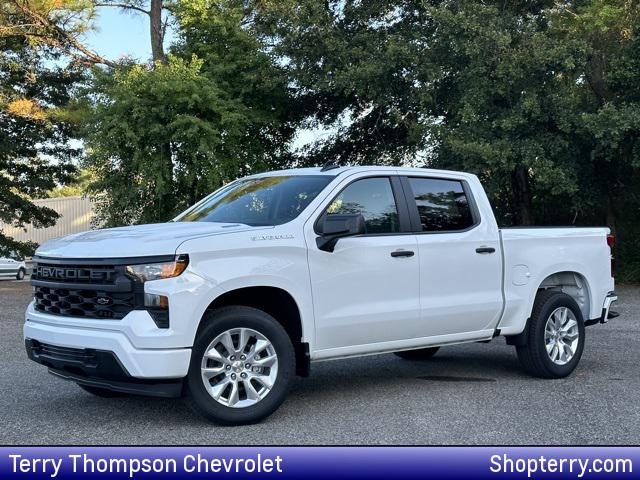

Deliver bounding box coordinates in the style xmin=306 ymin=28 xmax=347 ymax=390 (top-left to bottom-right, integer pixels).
xmin=202 ymin=287 xmax=309 ymax=376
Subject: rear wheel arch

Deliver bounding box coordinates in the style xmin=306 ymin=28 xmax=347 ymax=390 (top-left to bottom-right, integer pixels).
xmin=515 ymin=289 xmax=585 ymax=378
xmin=506 ymin=272 xmax=590 ymax=347
xmin=536 ymin=271 xmax=591 ymax=321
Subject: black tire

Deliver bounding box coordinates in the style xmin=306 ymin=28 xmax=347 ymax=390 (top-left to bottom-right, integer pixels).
xmin=186 ymin=306 xmax=295 ymax=425
xmin=77 ymin=384 xmax=129 ymax=397
xmin=394 ymin=347 xmax=440 ymax=360
xmin=16 ymin=268 xmax=25 ymax=280
xmin=516 ymin=290 xmax=585 ymax=379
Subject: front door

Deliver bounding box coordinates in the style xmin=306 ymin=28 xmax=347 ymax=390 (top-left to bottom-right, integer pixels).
xmin=305 ymin=175 xmax=421 ymax=353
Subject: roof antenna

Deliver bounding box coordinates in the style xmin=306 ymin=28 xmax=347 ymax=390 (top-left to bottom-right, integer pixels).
xmin=320 ymin=160 xmax=341 ymax=172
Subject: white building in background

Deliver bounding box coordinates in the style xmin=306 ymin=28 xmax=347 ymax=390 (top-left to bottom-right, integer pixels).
xmin=1 ymin=196 xmax=95 ymax=246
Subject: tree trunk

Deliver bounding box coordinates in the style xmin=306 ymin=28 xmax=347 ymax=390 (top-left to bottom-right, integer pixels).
xmin=511 ymin=164 xmax=534 ymax=226
xmin=149 ymin=0 xmax=166 ymax=63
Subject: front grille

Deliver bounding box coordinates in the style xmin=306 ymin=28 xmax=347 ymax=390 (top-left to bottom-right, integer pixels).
xmin=32 ymin=263 xmax=117 ymax=284
xmin=34 ymin=286 xmax=135 ymax=319
xmin=31 ymin=258 xmax=139 ymax=320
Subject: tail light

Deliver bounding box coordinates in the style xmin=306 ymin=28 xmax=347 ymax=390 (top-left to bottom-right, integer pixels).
xmin=607 ymin=234 xmax=615 ymax=277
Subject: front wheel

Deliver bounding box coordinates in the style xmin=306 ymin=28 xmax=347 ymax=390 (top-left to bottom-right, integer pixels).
xmin=16 ymin=268 xmax=25 ymax=280
xmin=516 ymin=290 xmax=585 ymax=379
xmin=186 ymin=306 xmax=295 ymax=425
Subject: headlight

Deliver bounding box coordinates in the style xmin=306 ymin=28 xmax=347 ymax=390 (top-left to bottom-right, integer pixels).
xmin=125 ymin=255 xmax=189 ymax=283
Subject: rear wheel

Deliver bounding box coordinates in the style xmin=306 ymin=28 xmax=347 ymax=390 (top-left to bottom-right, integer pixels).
xmin=186 ymin=306 xmax=295 ymax=425
xmin=394 ymin=347 xmax=440 ymax=361
xmin=77 ymin=384 xmax=129 ymax=397
xmin=516 ymin=290 xmax=585 ymax=378
xmin=16 ymin=268 xmax=25 ymax=280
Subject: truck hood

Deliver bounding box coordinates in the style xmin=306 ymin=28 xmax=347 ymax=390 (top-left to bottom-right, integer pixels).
xmin=36 ymin=222 xmax=260 ymax=259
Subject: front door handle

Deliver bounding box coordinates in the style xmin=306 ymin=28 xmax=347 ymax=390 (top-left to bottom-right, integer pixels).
xmin=391 ymin=250 xmax=415 ymax=258
xmin=475 ymin=246 xmax=496 ymax=254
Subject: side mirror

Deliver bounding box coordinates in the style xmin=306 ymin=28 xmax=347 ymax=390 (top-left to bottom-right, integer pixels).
xmin=316 ymin=213 xmax=366 ymax=252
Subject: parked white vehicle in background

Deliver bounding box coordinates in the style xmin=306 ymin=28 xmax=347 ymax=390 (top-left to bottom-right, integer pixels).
xmin=24 ymin=165 xmax=618 ymax=424
xmin=0 ymin=253 xmax=27 ymax=280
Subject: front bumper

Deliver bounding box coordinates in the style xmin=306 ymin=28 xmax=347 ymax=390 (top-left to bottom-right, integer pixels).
xmin=24 ymin=314 xmax=191 ymax=379
xmin=25 ymin=339 xmax=183 ymax=397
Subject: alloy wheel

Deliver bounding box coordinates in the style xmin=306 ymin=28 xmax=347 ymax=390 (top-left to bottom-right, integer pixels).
xmin=544 ymin=306 xmax=579 ymax=366
xmin=200 ymin=327 xmax=278 ymax=408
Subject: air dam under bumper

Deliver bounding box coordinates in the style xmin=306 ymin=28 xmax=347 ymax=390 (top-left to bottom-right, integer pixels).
xmin=25 ymin=339 xmax=184 ymax=397
xmin=24 ymin=319 xmax=191 ymax=380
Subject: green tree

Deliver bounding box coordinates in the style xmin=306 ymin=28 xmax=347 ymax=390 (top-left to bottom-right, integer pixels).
xmin=556 ymin=0 xmax=640 ymax=280
xmin=254 ymin=0 xmax=589 ymax=225
xmin=425 ymin=1 xmax=589 ymax=225
xmin=0 ymin=0 xmax=115 ymax=66
xmin=47 ymin=168 xmax=95 ymax=197
xmin=559 ymin=0 xmax=640 ymax=232
xmin=84 ymin=0 xmax=296 ymax=226
xmin=253 ymin=0 xmax=435 ymax=166
xmin=0 ymin=0 xmax=173 ymax=65
xmin=0 ymin=36 xmax=79 ymax=256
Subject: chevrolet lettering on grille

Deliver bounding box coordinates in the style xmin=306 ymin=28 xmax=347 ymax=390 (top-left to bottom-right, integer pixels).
xmin=35 ymin=266 xmax=115 ymax=283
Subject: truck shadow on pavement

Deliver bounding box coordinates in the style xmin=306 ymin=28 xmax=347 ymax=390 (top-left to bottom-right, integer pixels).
xmin=23 ymin=348 xmax=528 ymax=429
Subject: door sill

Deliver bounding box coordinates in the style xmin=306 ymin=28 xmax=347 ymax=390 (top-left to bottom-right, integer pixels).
xmin=311 ymin=329 xmax=495 ymax=362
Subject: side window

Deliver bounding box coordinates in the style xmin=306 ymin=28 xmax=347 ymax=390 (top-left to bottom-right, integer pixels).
xmin=408 ymin=177 xmax=475 ymax=232
xmin=325 ymin=177 xmax=400 ymax=234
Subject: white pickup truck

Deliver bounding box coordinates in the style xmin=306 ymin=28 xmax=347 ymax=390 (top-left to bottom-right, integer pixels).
xmin=24 ymin=166 xmax=617 ymax=424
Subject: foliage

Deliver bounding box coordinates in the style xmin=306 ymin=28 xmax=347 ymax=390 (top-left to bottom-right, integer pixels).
xmin=3 ymin=0 xmax=640 ymax=281
xmin=253 ymin=0 xmax=436 ymax=166
xmin=83 ymin=0 xmax=296 ymax=226
xmin=47 ymin=168 xmax=95 ymax=197
xmin=555 ymin=0 xmax=640 ymax=280
xmin=253 ymin=1 xmax=586 ymax=224
xmin=0 ymin=0 xmax=115 ymax=66
xmin=0 ymin=36 xmax=79 ymax=256
xmin=253 ymin=0 xmax=640 ymax=279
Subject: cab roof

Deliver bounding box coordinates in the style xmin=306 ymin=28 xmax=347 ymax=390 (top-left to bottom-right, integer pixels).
xmin=252 ymin=165 xmax=472 ymax=179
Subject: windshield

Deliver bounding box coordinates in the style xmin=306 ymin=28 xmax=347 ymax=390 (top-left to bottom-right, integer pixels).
xmin=175 ymin=175 xmax=334 ymax=226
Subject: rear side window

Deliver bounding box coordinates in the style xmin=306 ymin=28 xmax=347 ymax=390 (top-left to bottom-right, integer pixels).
xmin=325 ymin=177 xmax=400 ymax=234
xmin=407 ymin=177 xmax=475 ymax=232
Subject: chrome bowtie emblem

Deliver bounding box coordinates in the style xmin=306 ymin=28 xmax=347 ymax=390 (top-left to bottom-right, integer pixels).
xmin=96 ymin=297 xmax=112 ymax=306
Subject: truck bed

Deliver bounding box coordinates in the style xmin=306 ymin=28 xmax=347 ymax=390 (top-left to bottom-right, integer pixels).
xmin=497 ymin=227 xmax=614 ymax=335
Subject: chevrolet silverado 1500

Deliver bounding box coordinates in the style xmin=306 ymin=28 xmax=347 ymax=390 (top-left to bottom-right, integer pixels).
xmin=24 ymin=166 xmax=618 ymax=424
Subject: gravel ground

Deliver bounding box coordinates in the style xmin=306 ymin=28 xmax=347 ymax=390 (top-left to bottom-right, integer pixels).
xmin=1 ymin=279 xmax=638 ymax=445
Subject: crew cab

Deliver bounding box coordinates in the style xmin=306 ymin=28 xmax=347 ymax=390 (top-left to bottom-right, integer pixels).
xmin=24 ymin=166 xmax=618 ymax=424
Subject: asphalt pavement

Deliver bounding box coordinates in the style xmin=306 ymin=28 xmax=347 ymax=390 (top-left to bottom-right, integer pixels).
xmin=1 ymin=279 xmax=638 ymax=445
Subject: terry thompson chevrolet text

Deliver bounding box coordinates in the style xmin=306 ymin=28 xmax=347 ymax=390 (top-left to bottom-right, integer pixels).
xmin=24 ymin=166 xmax=618 ymax=424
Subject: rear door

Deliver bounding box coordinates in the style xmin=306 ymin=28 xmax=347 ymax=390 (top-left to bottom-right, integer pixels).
xmin=402 ymin=175 xmax=503 ymax=337
xmin=305 ymin=174 xmax=421 ymax=353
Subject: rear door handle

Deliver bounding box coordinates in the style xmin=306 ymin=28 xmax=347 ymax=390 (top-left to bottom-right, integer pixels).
xmin=475 ymin=247 xmax=496 ymax=254
xmin=391 ymin=250 xmax=415 ymax=258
